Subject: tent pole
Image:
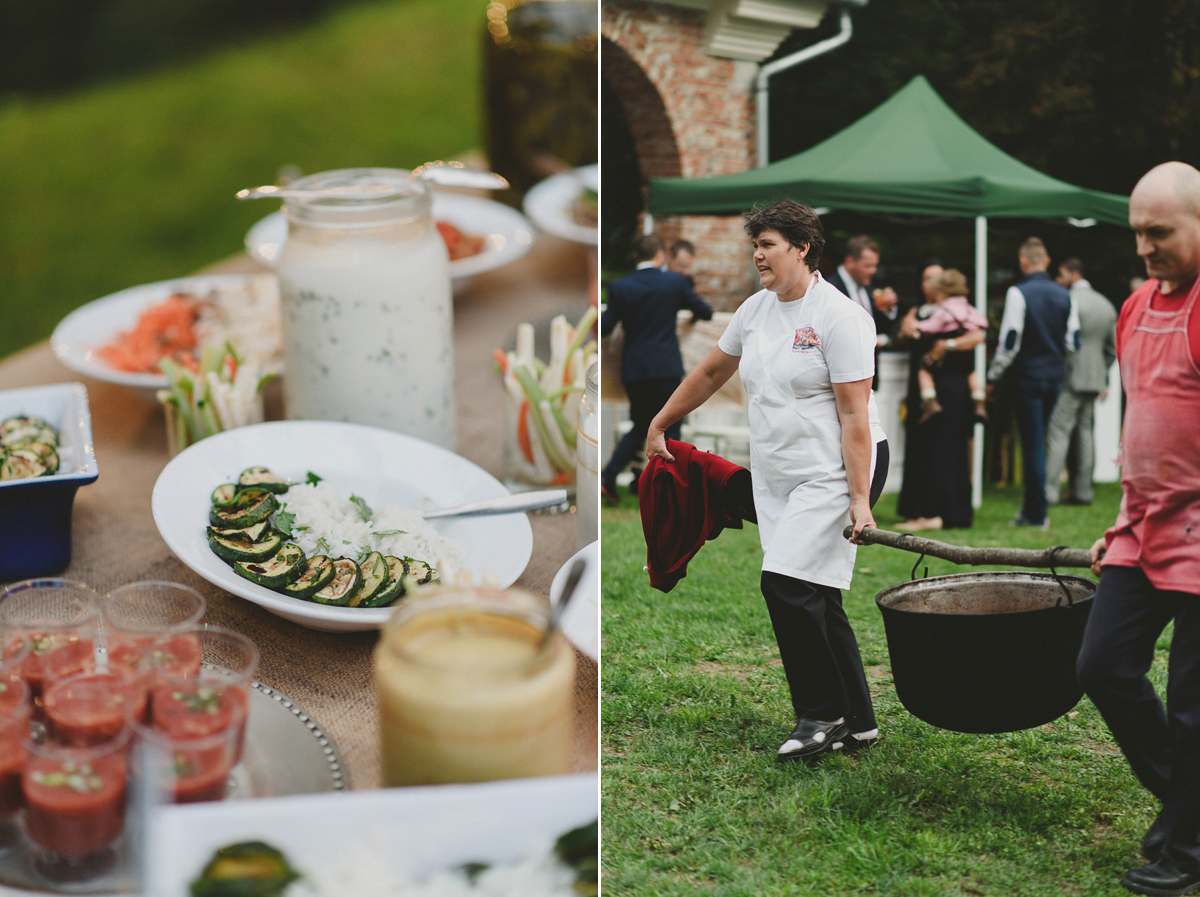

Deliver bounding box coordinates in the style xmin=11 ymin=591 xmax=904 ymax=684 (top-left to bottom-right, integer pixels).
xmin=973 ymin=215 xmax=987 ymax=509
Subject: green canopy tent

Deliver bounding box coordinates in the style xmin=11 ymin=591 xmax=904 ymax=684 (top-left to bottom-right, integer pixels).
xmin=646 ymin=74 xmax=1130 ymax=508
xmin=647 ymin=74 xmax=1128 ymax=224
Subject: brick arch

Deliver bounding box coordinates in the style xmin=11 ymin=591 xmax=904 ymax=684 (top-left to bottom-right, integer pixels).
xmin=601 ymin=38 xmax=680 ymax=182
xmin=601 ymin=1 xmax=760 ymax=306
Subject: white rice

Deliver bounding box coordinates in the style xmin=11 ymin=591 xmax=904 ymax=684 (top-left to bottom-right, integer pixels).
xmin=279 ymin=479 xmax=466 ymax=572
xmin=290 ymin=835 xmax=578 ymax=897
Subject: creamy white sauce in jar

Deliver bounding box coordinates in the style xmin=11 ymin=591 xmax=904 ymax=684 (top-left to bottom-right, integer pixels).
xmin=277 ymin=168 xmax=455 ymax=449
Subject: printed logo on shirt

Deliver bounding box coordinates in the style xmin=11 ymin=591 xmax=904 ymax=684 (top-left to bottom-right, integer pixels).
xmin=793 ymin=326 xmax=820 ymax=351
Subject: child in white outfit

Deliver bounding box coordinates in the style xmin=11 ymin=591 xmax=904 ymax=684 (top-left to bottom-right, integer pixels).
xmin=914 ymin=269 xmax=989 ymax=424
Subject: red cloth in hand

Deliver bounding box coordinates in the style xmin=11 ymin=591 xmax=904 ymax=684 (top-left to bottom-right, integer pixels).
xmin=638 ymin=439 xmax=756 ymax=593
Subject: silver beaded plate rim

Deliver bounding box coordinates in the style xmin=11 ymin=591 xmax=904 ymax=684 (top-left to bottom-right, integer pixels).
xmin=250 ymin=680 xmax=349 ymax=792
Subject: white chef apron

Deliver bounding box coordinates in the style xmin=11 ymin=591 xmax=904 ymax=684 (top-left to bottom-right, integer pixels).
xmin=730 ymin=280 xmax=882 ymax=589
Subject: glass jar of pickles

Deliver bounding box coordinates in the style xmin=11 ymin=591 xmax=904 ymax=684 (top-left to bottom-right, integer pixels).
xmin=276 ymin=168 xmax=455 ymax=449
xmin=375 ymin=586 xmax=575 ymax=786
xmin=483 ymin=0 xmax=598 ymax=199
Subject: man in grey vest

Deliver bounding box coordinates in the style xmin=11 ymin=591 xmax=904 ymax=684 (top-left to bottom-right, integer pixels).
xmin=986 ymin=237 xmax=1080 ymax=528
xmin=1045 ymin=259 xmax=1118 ymax=506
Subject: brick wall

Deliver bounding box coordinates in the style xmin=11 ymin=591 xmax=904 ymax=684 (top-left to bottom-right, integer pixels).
xmin=602 ymin=1 xmax=760 ymax=308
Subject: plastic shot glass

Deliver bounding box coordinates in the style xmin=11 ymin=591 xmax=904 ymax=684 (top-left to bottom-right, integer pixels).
xmin=0 ymin=579 xmax=100 ymax=707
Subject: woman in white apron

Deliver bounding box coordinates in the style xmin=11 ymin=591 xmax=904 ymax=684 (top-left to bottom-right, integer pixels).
xmin=647 ymin=200 xmax=889 ymax=761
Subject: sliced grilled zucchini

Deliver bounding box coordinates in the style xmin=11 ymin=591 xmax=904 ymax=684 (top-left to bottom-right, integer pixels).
xmin=22 ymin=441 xmax=58 ymax=474
xmin=359 ymin=556 xmax=409 ymax=608
xmin=234 ymin=543 xmax=305 ymax=587
xmin=211 ymin=483 xmax=239 ymax=507
xmin=210 ymin=488 xmax=277 ymax=528
xmin=237 ymin=466 xmax=290 ymax=494
xmin=405 ymin=558 xmax=437 ymax=586
xmin=208 ymin=529 xmax=283 ymax=564
xmin=0 ymin=449 xmax=48 ymax=481
xmin=348 ymin=552 xmax=388 ymax=607
xmin=311 ymin=558 xmax=363 ymax=606
xmin=282 ymin=555 xmax=335 ymax=600
xmin=0 ymin=417 xmax=56 ymax=446
xmin=208 ymin=520 xmax=270 ymax=543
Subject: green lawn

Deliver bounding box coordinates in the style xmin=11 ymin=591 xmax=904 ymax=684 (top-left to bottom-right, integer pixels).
xmin=602 ymin=482 xmax=1161 ymax=896
xmin=0 ymin=0 xmax=483 ymax=361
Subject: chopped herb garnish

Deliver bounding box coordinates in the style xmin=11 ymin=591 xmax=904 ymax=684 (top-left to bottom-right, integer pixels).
xmin=317 ymin=537 xmax=331 ymax=554
xmin=349 ymin=494 xmax=373 ymax=522
xmin=306 ymin=472 xmax=323 ymax=485
xmin=273 ymin=509 xmax=296 ymax=536
xmin=173 ymin=688 xmax=221 ymax=715
xmin=460 ymin=862 xmax=490 ymax=883
xmin=372 ymin=529 xmax=406 ymax=537
xmin=31 ymin=766 xmax=105 ymax=793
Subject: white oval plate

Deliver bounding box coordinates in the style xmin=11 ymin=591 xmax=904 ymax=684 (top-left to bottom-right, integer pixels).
xmin=244 ymin=193 xmax=536 ymax=277
xmin=523 ymin=164 xmax=598 ymax=245
xmin=151 ymin=421 xmax=533 ymax=633
xmin=550 ymin=540 xmax=598 ymax=661
xmin=49 ymin=273 xmax=273 ymax=401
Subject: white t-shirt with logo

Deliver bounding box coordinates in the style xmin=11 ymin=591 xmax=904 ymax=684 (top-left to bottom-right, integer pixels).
xmin=718 ymin=273 xmax=884 ymax=588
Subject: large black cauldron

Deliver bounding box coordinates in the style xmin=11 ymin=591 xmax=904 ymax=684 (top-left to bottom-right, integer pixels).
xmin=876 ymin=571 xmax=1095 ymax=734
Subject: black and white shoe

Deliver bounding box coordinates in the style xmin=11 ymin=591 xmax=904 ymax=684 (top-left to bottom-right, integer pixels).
xmin=777 ymin=718 xmax=850 ymax=761
xmin=845 ymin=728 xmax=879 ymax=753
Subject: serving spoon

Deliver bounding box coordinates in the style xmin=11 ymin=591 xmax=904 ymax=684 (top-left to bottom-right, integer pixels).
xmin=422 ymin=488 xmax=567 ymax=520
xmin=236 ymin=161 xmax=508 ymax=201
xmin=540 ymin=556 xmax=587 ymax=648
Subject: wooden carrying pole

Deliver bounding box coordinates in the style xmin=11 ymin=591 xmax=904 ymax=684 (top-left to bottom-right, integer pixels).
xmin=844 ymin=525 xmax=1093 ymax=569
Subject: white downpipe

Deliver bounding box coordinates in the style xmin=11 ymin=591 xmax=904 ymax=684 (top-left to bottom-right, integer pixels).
xmin=973 ymin=215 xmax=987 ymax=509
xmin=755 ymin=9 xmax=854 ymax=167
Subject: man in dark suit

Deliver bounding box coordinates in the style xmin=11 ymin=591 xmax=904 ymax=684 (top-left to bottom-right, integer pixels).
xmin=665 ymin=239 xmax=697 ymax=287
xmin=825 ymin=235 xmax=899 ymax=347
xmin=601 ymin=234 xmax=714 ymax=503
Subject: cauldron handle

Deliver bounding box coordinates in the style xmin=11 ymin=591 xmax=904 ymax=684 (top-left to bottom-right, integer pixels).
xmin=1048 ymin=545 xmax=1075 ymax=606
xmin=846 ymin=526 xmax=1093 ymax=569
xmin=894 ymin=533 xmax=929 ymax=581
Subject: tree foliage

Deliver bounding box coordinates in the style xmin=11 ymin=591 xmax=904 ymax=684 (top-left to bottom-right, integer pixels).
xmin=771 ymin=0 xmax=1200 ymax=195
xmin=0 ymin=0 xmax=365 ymax=97
xmin=761 ymin=0 xmax=1200 ymax=304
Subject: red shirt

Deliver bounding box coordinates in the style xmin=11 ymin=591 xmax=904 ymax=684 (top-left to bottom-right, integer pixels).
xmin=1117 ymin=277 xmax=1200 ymax=366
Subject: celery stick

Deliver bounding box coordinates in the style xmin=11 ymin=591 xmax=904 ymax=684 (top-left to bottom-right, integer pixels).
xmin=538 ymin=399 xmax=574 ymax=469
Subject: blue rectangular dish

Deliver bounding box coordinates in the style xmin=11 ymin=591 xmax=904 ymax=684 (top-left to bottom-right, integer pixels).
xmin=0 ymin=382 xmax=99 ymax=581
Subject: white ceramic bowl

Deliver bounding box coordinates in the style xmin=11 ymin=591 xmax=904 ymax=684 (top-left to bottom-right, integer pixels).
xmin=523 ymin=164 xmax=598 ymax=245
xmin=244 ymin=193 xmax=536 ymax=281
xmin=151 ymin=420 xmax=533 ymax=632
xmin=50 ymin=273 xmax=273 ymax=402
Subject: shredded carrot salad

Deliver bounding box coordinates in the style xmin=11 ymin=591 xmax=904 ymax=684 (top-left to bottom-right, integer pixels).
xmin=94 ymin=294 xmax=200 ymax=373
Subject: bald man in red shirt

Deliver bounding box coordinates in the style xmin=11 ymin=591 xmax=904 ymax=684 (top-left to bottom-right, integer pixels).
xmin=1076 ymin=161 xmax=1200 ymax=896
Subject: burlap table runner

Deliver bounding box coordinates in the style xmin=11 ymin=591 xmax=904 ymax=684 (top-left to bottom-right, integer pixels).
xmin=0 ymin=234 xmax=598 ymax=790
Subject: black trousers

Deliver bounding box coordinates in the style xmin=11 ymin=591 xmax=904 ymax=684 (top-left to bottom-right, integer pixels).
xmin=1077 ymin=566 xmax=1200 ymax=865
xmin=602 ymin=376 xmax=681 ymax=484
xmin=759 ymin=440 xmax=889 ymax=734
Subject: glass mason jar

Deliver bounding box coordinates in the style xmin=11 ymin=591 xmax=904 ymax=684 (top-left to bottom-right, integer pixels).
xmin=276 ymin=168 xmax=455 ymax=449
xmin=574 ymin=360 xmax=598 ymax=549
xmin=375 ymin=585 xmax=575 ymax=786
xmin=483 ymin=0 xmax=598 ymax=199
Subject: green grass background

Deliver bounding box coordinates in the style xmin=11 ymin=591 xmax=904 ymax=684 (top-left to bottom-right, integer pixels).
xmin=0 ymin=0 xmax=483 ymax=361
xmin=602 ymin=482 xmax=1161 ymax=896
